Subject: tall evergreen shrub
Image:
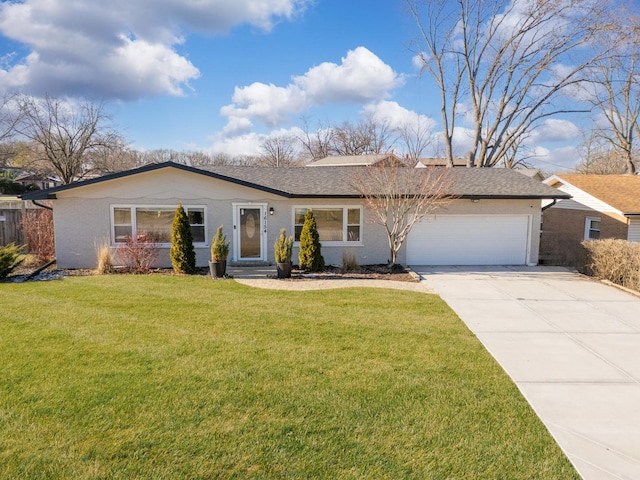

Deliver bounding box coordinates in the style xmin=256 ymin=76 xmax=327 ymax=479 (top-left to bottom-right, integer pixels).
xmin=170 ymin=204 xmax=196 ymax=274
xmin=298 ymin=210 xmax=324 ymax=272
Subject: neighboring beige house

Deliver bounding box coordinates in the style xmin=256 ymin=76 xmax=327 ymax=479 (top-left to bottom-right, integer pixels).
xmin=14 ymin=171 xmax=62 ymax=190
xmin=540 ymin=174 xmax=640 ymax=265
xmin=306 ymin=154 xmax=404 ymax=167
xmin=416 ymin=157 xmax=468 ymax=167
xmin=22 ymin=162 xmax=567 ymax=269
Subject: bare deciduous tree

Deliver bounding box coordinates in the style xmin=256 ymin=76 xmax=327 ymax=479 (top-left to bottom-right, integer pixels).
xmin=299 ymin=116 xmax=396 ymax=161
xmin=21 ymin=205 xmax=55 ymax=262
xmin=85 ymin=141 xmax=139 ymax=175
xmin=16 ymin=95 xmax=125 ymax=184
xmin=574 ymin=131 xmax=631 ymax=174
xmin=583 ymin=15 xmax=640 ymax=174
xmin=331 ymin=116 xmax=395 ymax=156
xmin=299 ymin=118 xmax=334 ymax=161
xmin=258 ymin=134 xmax=301 ymax=167
xmin=208 ymin=152 xmax=256 ymax=166
xmin=407 ymin=0 xmax=608 ymax=168
xmin=395 ymin=117 xmax=435 ymax=166
xmin=351 ymin=165 xmax=455 ymax=266
xmin=0 ymin=94 xmax=20 ymax=167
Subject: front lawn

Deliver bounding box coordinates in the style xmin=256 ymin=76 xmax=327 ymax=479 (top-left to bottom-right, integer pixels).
xmin=0 ymin=276 xmax=578 ymax=479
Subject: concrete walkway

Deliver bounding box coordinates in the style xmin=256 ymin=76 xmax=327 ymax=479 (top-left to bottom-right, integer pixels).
xmin=415 ymin=266 xmax=640 ymax=480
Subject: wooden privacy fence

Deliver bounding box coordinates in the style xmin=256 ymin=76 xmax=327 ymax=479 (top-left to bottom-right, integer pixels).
xmin=0 ymin=200 xmax=33 ymax=246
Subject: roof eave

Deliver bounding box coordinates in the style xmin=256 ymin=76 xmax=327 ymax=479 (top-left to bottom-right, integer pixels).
xmin=458 ymin=194 xmax=571 ymax=200
xmin=20 ymin=162 xmax=295 ymax=200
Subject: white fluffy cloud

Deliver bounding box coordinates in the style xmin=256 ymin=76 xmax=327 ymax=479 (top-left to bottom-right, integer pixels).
xmin=210 ymin=126 xmax=304 ymax=156
xmin=525 ymin=118 xmax=580 ymax=145
xmin=220 ymin=47 xmax=403 ymax=133
xmin=295 ymin=47 xmax=403 ymax=103
xmin=220 ymin=83 xmax=308 ymax=133
xmin=528 ymin=145 xmax=580 ymax=171
xmin=362 ymin=100 xmax=436 ymax=131
xmin=0 ymin=0 xmax=310 ymax=98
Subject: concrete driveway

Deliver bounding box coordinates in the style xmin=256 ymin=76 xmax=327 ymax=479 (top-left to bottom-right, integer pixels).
xmin=414 ymin=266 xmax=640 ymax=480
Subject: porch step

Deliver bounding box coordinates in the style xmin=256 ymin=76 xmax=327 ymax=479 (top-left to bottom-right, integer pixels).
xmin=228 ymin=261 xmax=272 ymax=267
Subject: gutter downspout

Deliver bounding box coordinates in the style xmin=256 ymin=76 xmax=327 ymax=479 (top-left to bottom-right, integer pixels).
xmin=542 ymin=199 xmax=557 ymax=211
xmin=31 ymin=199 xmax=53 ymax=211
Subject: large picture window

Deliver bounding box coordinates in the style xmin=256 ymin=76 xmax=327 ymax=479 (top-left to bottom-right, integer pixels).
xmin=112 ymin=206 xmax=206 ymax=245
xmin=294 ymin=207 xmax=362 ymax=244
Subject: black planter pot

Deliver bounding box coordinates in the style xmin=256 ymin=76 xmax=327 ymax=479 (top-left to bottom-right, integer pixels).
xmin=276 ymin=262 xmax=292 ymax=279
xmin=209 ymin=260 xmax=227 ymax=278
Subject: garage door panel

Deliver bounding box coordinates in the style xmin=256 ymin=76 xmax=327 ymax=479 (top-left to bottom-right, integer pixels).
xmin=407 ymin=215 xmax=529 ymax=265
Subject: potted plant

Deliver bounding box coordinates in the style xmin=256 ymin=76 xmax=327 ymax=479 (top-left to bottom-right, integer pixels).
xmin=274 ymin=228 xmax=294 ymax=279
xmin=209 ymin=225 xmax=230 ymax=278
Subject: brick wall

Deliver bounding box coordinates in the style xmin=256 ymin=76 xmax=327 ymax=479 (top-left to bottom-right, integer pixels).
xmin=540 ymin=208 xmax=627 ymax=267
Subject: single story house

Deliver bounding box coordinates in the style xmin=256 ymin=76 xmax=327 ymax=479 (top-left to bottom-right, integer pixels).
xmin=22 ymin=162 xmax=568 ymax=269
xmin=540 ymin=174 xmax=640 ymax=265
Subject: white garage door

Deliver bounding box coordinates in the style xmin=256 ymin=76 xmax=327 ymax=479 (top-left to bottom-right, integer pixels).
xmin=407 ymin=215 xmax=530 ymax=265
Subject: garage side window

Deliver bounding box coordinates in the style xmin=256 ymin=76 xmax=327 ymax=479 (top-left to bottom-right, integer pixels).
xmin=584 ymin=217 xmax=601 ymax=240
xmin=111 ymin=206 xmax=207 ymax=245
xmin=294 ymin=207 xmax=362 ymax=244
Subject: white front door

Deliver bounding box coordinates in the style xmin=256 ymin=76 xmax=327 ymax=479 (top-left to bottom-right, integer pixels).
xmin=233 ymin=204 xmax=267 ymax=262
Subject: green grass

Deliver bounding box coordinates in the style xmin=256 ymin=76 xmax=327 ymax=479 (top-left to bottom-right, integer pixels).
xmin=0 ymin=276 xmax=578 ymax=479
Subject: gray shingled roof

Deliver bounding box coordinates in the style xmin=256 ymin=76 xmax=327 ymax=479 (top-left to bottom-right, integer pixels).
xmin=203 ymin=165 xmax=566 ymax=198
xmin=22 ymin=162 xmax=570 ymax=200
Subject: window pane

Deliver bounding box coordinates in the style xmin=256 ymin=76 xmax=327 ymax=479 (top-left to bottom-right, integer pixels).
xmin=314 ymin=208 xmax=343 ymax=241
xmin=347 ymin=225 xmax=360 ymax=242
xmin=114 ymin=226 xmax=132 ymax=243
xmin=294 ymin=225 xmax=303 ymax=242
xmin=295 ymin=208 xmax=308 ymax=225
xmin=114 ymin=208 xmax=131 ymax=225
xmin=136 ymin=208 xmax=174 ymax=243
xmin=191 ymin=226 xmax=205 ymax=243
xmin=348 ymin=208 xmax=360 ymax=224
xmin=589 ymin=230 xmax=600 ymax=240
xmin=590 ymin=220 xmax=600 ymax=230
xmin=188 ymin=208 xmax=204 ymax=225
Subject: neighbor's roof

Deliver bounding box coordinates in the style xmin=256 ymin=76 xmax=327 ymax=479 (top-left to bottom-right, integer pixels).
xmin=417 ymin=157 xmax=468 ymax=167
xmin=22 ymin=162 xmax=570 ymax=201
xmin=547 ymin=174 xmax=640 ymax=215
xmin=307 ymin=154 xmax=401 ymax=167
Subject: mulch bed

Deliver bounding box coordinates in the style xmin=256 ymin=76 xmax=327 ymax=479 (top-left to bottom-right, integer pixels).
xmin=6 ymin=263 xmax=418 ymax=283
xmin=286 ymin=264 xmax=417 ymax=282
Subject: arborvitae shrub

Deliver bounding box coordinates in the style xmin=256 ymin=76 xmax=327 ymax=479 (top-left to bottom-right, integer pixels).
xmin=170 ymin=204 xmax=196 ymax=274
xmin=210 ymin=225 xmax=230 ymax=261
xmin=0 ymin=243 xmax=25 ymax=279
xmin=274 ymin=228 xmax=293 ymax=263
xmin=298 ymin=210 xmax=324 ymax=272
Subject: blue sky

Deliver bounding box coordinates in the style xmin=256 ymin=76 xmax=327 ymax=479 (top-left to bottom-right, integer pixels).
xmin=0 ymin=0 xmax=583 ymax=170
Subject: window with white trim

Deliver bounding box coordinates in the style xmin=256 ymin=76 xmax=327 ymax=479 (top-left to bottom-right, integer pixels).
xmin=584 ymin=216 xmax=601 ymax=240
xmin=294 ymin=207 xmax=362 ymax=244
xmin=111 ymin=206 xmax=207 ymax=245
